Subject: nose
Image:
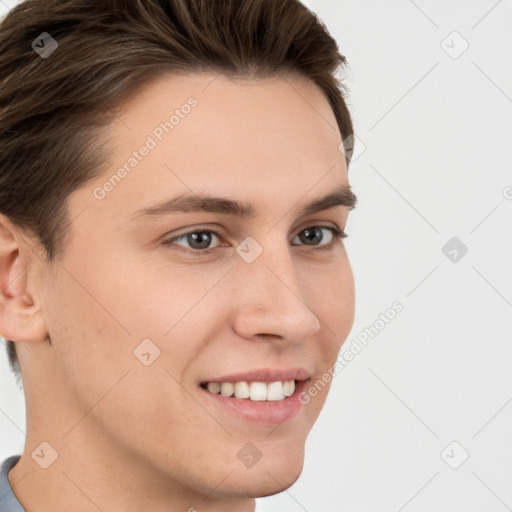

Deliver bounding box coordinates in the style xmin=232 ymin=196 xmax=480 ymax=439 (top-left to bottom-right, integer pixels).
xmin=231 ymin=244 xmax=322 ymax=346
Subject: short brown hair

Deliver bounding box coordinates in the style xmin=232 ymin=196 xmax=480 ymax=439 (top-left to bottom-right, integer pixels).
xmin=0 ymin=0 xmax=354 ymax=380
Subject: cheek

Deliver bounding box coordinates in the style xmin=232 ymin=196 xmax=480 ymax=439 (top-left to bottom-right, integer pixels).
xmin=294 ymin=258 xmax=354 ymax=415
xmin=41 ymin=255 xmax=156 ymax=400
xmin=44 ymin=266 xmax=198 ymax=451
xmin=47 ymin=254 xmax=227 ymax=412
xmin=311 ymin=256 xmax=355 ymax=342
xmin=44 ymin=271 xmax=134 ymax=402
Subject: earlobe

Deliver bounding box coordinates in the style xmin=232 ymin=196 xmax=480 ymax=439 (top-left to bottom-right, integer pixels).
xmin=0 ymin=214 xmax=49 ymax=343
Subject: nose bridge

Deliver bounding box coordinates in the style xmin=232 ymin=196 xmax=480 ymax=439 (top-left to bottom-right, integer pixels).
xmin=231 ymin=235 xmax=322 ymax=342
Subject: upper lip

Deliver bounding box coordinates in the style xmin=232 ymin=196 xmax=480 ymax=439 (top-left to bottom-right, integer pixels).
xmin=200 ymin=367 xmax=311 ymax=384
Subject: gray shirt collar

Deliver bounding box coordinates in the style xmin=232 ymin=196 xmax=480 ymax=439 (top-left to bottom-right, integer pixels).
xmin=0 ymin=456 xmax=24 ymax=512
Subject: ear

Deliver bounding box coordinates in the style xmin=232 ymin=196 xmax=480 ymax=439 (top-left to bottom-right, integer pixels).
xmin=0 ymin=213 xmax=48 ymax=343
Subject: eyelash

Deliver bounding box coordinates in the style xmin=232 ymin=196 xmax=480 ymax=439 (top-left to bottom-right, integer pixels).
xmin=162 ymin=225 xmax=348 ymax=256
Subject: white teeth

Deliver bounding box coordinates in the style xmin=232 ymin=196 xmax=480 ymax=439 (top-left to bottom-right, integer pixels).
xmin=204 ymin=379 xmax=297 ymax=401
xmin=220 ymin=382 xmax=234 ymax=397
xmin=266 ymin=381 xmax=285 ymax=401
xmin=249 ymin=382 xmax=267 ymax=401
xmin=207 ymin=382 xmax=221 ymax=394
xmin=283 ymin=380 xmax=295 ymax=397
xmin=234 ymin=381 xmax=250 ymax=399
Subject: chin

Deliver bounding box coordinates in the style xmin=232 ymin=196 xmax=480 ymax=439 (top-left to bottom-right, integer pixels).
xmin=251 ymin=465 xmax=304 ymax=498
xmin=214 ymin=448 xmax=305 ymax=499
xmin=219 ymin=469 xmax=304 ymax=499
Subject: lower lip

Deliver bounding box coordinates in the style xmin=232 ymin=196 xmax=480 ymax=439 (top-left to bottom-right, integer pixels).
xmin=199 ymin=380 xmax=309 ymax=425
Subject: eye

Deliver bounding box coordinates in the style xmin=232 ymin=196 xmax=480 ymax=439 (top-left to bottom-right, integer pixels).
xmin=164 ymin=229 xmax=224 ymax=252
xmin=291 ymin=225 xmax=347 ymax=249
xmin=162 ymin=225 xmax=347 ymax=255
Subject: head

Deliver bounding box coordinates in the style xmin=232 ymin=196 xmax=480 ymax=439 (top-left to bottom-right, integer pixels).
xmin=0 ymin=0 xmax=356 ymax=503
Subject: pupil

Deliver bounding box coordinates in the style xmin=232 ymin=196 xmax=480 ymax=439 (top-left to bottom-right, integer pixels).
xmin=189 ymin=232 xmax=211 ymax=249
xmin=301 ymin=227 xmax=322 ymax=245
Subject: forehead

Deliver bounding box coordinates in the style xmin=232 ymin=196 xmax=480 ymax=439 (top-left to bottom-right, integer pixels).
xmin=81 ymin=73 xmax=348 ymax=221
xmin=114 ymin=71 xmax=340 ymax=136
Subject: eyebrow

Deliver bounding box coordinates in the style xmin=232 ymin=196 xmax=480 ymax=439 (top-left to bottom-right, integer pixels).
xmin=131 ymin=185 xmax=357 ymax=220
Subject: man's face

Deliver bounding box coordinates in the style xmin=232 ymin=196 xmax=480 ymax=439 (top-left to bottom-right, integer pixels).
xmin=32 ymin=73 xmax=355 ymax=498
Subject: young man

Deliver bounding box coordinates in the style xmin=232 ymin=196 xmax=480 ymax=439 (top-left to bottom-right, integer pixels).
xmin=0 ymin=0 xmax=357 ymax=510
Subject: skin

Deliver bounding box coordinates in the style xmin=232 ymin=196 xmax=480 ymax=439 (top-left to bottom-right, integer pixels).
xmin=0 ymin=73 xmax=355 ymax=512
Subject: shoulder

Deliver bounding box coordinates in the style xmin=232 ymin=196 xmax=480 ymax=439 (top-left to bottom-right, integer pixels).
xmin=0 ymin=455 xmax=24 ymax=512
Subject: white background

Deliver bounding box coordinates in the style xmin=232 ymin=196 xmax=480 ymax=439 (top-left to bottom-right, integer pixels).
xmin=1 ymin=1 xmax=511 ymax=511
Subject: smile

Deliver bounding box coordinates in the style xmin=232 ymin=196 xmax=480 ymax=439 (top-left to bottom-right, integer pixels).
xmin=198 ymin=368 xmax=312 ymax=425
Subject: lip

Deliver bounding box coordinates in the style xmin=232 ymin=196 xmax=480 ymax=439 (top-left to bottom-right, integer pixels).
xmin=199 ymin=367 xmax=311 ymax=384
xmin=197 ymin=368 xmax=312 ymax=426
